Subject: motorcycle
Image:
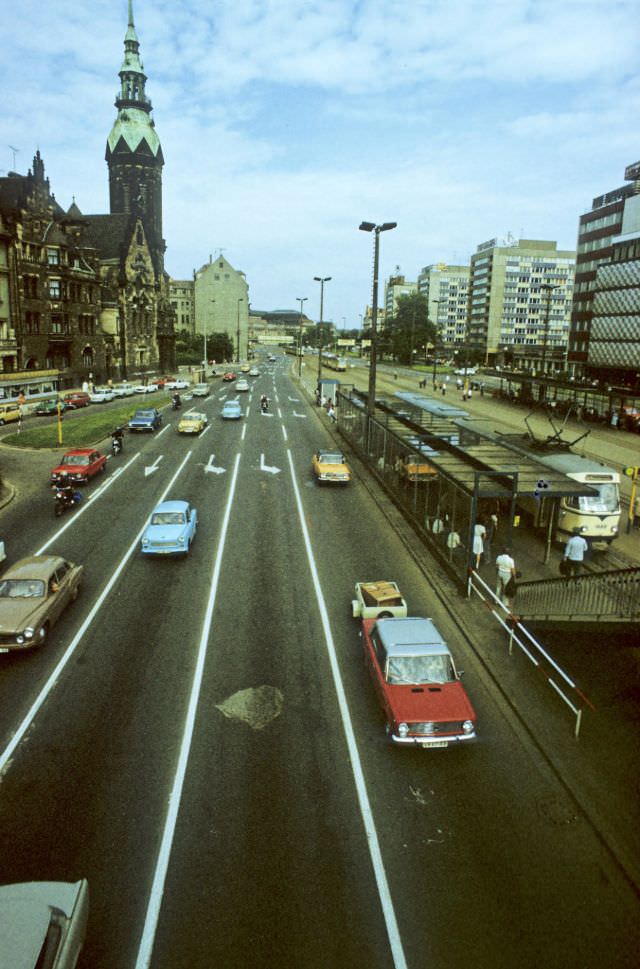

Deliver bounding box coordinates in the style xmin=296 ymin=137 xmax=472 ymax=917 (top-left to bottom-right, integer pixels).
xmin=172 ymin=394 xmax=182 ymax=410
xmin=53 ymin=486 xmax=82 ymax=517
xmin=111 ymin=430 xmax=124 ymax=455
xmin=260 ymin=397 xmax=269 ymax=414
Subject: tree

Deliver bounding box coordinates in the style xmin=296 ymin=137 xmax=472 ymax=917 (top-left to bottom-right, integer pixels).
xmin=383 ymin=293 xmax=435 ymax=365
xmin=175 ymin=328 xmax=234 ymax=365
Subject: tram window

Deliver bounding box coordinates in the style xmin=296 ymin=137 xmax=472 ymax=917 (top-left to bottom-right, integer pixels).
xmin=567 ymin=484 xmax=618 ymax=513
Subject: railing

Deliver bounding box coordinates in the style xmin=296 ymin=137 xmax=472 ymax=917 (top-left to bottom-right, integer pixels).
xmin=512 ymin=567 xmax=640 ymax=621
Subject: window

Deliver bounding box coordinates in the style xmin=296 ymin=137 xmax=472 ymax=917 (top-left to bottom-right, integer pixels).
xmin=47 ymin=248 xmax=60 ymax=265
xmin=49 ymin=279 xmax=61 ymax=299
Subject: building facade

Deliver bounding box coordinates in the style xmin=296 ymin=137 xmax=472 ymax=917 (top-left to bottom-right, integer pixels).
xmin=384 ymin=271 xmax=417 ymax=317
xmin=194 ymin=255 xmax=249 ymax=362
xmin=468 ymin=238 xmax=575 ymax=370
xmin=418 ymin=263 xmax=470 ymax=356
xmin=170 ymin=279 xmax=195 ymax=333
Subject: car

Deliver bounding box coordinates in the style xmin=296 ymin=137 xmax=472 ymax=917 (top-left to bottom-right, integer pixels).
xmin=352 ymin=581 xmax=408 ymax=620
xmin=235 ymin=378 xmax=250 ymax=392
xmin=165 ymin=378 xmax=190 ymax=391
xmin=312 ymin=449 xmax=351 ymax=484
xmin=454 ymin=367 xmax=477 ymax=376
xmin=362 ymin=616 xmax=477 ymax=747
xmin=0 ymin=555 xmax=83 ymax=651
xmin=268 ymin=354 xmax=276 ymax=362
xmin=111 ymin=383 xmax=136 ymax=398
xmin=133 ymin=383 xmax=159 ymax=394
xmin=0 ymin=401 xmax=22 ymax=425
xmin=396 ymin=453 xmax=438 ymax=483
xmin=35 ymin=398 xmax=68 ymax=416
xmin=141 ymin=500 xmax=198 ymax=556
xmin=51 ymin=448 xmax=107 ymax=485
xmin=240 ymin=363 xmax=250 ymax=373
xmin=0 ymin=879 xmax=89 ymax=969
xmin=249 ymin=367 xmax=260 ymax=377
xmin=89 ymin=387 xmax=116 ymax=403
xmin=62 ymin=391 xmax=91 ymax=409
xmin=128 ymin=407 xmax=162 ymax=431
xmin=177 ymin=411 xmax=208 ymax=434
xmin=221 ymin=399 xmax=242 ymax=420
xmin=222 ymin=372 xmax=236 ymax=382
xmin=191 ymin=383 xmax=210 ymax=397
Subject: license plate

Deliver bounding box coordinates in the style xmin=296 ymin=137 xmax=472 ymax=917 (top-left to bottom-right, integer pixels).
xmin=422 ymin=741 xmax=449 ymax=748
xmin=0 ymin=648 xmax=10 ymax=654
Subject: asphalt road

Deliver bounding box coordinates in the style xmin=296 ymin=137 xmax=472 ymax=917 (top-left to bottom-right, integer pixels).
xmin=0 ymin=356 xmax=638 ymax=969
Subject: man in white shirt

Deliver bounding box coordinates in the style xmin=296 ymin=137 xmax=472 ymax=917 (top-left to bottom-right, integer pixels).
xmin=563 ymin=529 xmax=589 ymax=576
xmin=495 ymin=546 xmax=516 ymax=605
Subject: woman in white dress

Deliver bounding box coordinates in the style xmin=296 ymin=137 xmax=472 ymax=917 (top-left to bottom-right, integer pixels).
xmin=472 ymin=520 xmax=486 ymax=569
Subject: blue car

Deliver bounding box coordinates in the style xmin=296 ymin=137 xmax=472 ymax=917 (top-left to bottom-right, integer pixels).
xmin=128 ymin=408 xmax=162 ymax=432
xmin=221 ymin=399 xmax=242 ymax=420
xmin=141 ymin=500 xmax=198 ymax=556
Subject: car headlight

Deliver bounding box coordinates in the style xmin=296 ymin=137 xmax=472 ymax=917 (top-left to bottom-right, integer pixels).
xmin=17 ymin=627 xmax=35 ymax=644
xmin=397 ymin=722 xmax=409 ymax=738
xmin=178 ymin=536 xmax=186 ymax=545
xmin=142 ymin=537 xmax=149 ymax=546
xmin=462 ymin=720 xmax=474 ymax=734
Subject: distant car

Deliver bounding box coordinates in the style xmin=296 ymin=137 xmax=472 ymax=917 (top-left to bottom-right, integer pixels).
xmin=268 ymin=354 xmax=276 ymax=362
xmin=111 ymin=383 xmax=136 ymax=398
xmin=35 ymin=398 xmax=67 ymax=416
xmin=51 ymin=448 xmax=107 ymax=485
xmin=63 ymin=391 xmax=91 ymax=409
xmin=352 ymin=581 xmax=408 ymax=620
xmin=454 ymin=367 xmax=477 ymax=376
xmin=0 ymin=555 xmax=83 ymax=651
xmin=141 ymin=500 xmax=198 ymax=556
xmin=133 ymin=383 xmax=159 ymax=394
xmin=222 ymin=372 xmax=236 ymax=382
xmin=191 ymin=383 xmax=210 ymax=397
xmin=0 ymin=402 xmax=23 ymax=425
xmin=221 ymin=399 xmax=242 ymax=420
xmin=165 ymin=378 xmax=190 ymax=391
xmin=177 ymin=411 xmax=208 ymax=434
xmin=128 ymin=407 xmax=162 ymax=432
xmin=240 ymin=364 xmax=250 ymax=373
xmin=249 ymin=367 xmax=260 ymax=377
xmin=312 ymin=449 xmax=351 ymax=484
xmin=235 ymin=378 xmax=250 ymax=392
xmin=89 ymin=387 xmax=116 ymax=403
xmin=0 ymin=879 xmax=89 ymax=968
xmin=362 ymin=617 xmax=477 ymax=747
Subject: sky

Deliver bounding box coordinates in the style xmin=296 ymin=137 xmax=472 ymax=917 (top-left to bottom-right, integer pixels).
xmin=2 ymin=0 xmax=640 ymax=328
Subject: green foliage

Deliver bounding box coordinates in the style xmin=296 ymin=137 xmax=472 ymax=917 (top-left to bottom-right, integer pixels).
xmin=175 ymin=328 xmax=234 ymax=364
xmin=382 ymin=293 xmax=436 ymax=365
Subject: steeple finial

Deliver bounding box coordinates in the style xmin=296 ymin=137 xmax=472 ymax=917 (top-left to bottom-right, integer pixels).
xmin=128 ymin=0 xmax=134 ymax=28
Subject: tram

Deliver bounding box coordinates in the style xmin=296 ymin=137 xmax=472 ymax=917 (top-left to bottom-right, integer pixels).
xmin=321 ymin=352 xmax=347 ymax=372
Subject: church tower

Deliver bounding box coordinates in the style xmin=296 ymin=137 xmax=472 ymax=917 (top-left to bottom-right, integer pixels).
xmin=106 ymin=0 xmax=165 ymax=272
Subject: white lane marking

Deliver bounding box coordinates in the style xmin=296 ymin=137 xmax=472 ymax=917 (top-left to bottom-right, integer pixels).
xmin=241 ymin=422 xmax=247 ymax=441
xmin=260 ymin=453 xmax=281 ymax=475
xmin=145 ymin=456 xmax=164 ymax=477
xmin=0 ymin=451 xmax=194 ymax=778
xmin=134 ymin=452 xmax=242 ymax=969
xmin=158 ymin=423 xmax=171 ymax=438
xmin=293 ymin=411 xmax=307 ymax=418
xmin=286 ymin=449 xmax=409 ymax=969
xmin=277 ymin=408 xmax=283 ymax=419
xmin=281 ymin=424 xmax=288 ymax=441
xmin=205 ymin=454 xmax=226 ymax=475
xmin=36 ymin=454 xmax=140 ymax=556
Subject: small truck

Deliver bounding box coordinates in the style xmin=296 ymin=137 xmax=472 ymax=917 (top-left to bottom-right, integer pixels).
xmin=351 ymin=581 xmax=408 ymax=620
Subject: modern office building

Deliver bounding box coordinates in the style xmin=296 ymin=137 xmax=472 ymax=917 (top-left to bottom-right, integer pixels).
xmin=418 ymin=263 xmax=470 ymax=355
xmin=384 ymin=271 xmax=417 ymax=317
xmin=193 ymin=254 xmax=249 ymax=361
xmin=468 ymin=238 xmax=575 ymax=370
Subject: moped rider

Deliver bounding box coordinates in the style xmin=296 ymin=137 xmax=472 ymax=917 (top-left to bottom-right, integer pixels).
xmin=260 ymin=394 xmax=269 ymax=413
xmin=111 ymin=426 xmax=124 ymax=453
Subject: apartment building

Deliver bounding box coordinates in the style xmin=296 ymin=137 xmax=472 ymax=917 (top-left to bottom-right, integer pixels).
xmin=468 ymin=238 xmax=575 ymax=370
xmin=384 ymin=271 xmax=417 ymax=317
xmin=417 ymin=263 xmax=470 ymax=355
xmin=169 ymin=279 xmax=195 ymax=333
xmin=193 ymin=254 xmax=249 ymax=361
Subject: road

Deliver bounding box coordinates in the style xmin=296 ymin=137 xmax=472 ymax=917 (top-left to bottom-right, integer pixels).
xmin=0 ymin=355 xmax=638 ymax=968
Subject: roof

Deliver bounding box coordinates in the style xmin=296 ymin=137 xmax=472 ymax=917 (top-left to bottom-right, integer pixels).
xmin=375 ymin=617 xmax=447 ymax=655
xmin=154 ymin=500 xmax=189 ymax=512
xmin=79 ymin=214 xmax=132 ymax=260
xmin=2 ymin=556 xmax=64 ymax=580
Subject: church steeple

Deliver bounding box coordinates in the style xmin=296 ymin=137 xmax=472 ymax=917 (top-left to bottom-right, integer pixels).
xmin=106 ymin=0 xmax=164 ymax=270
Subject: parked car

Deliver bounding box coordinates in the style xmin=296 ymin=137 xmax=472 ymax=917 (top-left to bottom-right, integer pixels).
xmin=133 ymin=383 xmax=159 ymax=394
xmin=454 ymin=367 xmax=477 ymax=376
xmin=191 ymin=383 xmax=210 ymax=397
xmin=62 ymin=391 xmax=91 ymax=409
xmin=165 ymin=378 xmax=190 ymax=391
xmin=89 ymin=387 xmax=116 ymax=403
xmin=51 ymin=448 xmax=107 ymax=485
xmin=141 ymin=500 xmax=198 ymax=556
xmin=362 ymin=616 xmax=477 ymax=747
xmin=128 ymin=407 xmax=162 ymax=431
xmin=177 ymin=411 xmax=208 ymax=434
xmin=222 ymin=372 xmax=236 ymax=382
xmin=0 ymin=555 xmax=83 ymax=651
xmin=0 ymin=401 xmax=22 ymax=425
xmin=352 ymin=581 xmax=408 ymax=620
xmin=312 ymin=449 xmax=351 ymax=484
xmin=35 ymin=398 xmax=67 ymax=416
xmin=0 ymin=879 xmax=89 ymax=968
xmin=235 ymin=378 xmax=250 ymax=392
xmin=221 ymin=399 xmax=242 ymax=420
xmin=111 ymin=383 xmax=136 ymax=398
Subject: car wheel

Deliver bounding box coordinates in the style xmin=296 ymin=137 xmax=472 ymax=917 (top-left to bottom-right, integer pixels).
xmin=377 ymin=611 xmax=393 ymax=619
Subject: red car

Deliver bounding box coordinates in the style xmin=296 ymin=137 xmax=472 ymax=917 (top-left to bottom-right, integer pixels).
xmin=51 ymin=448 xmax=107 ymax=485
xmin=222 ymin=372 xmax=236 ymax=382
xmin=63 ymin=391 xmax=91 ymax=409
xmin=362 ymin=616 xmax=477 ymax=747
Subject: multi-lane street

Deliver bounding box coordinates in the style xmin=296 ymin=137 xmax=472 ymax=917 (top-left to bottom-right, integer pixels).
xmin=0 ymin=354 xmax=638 ymax=969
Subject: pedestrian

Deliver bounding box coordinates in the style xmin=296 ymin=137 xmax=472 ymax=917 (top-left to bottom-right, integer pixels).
xmin=466 ymin=388 xmax=472 ymax=400
xmin=633 ymin=493 xmax=640 ymax=529
xmin=393 ymin=370 xmax=398 ymax=380
xmin=446 ymin=529 xmax=461 ymax=556
xmin=563 ymin=528 xmax=589 ymax=576
xmin=441 ymin=383 xmax=446 ymax=396
xmin=327 ymin=403 xmax=336 ymax=423
xmin=431 ymin=516 xmax=445 ymax=535
xmin=495 ymin=546 xmax=517 ymax=605
xmin=480 ymin=382 xmax=485 ymax=397
xmin=472 ymin=520 xmax=486 ymax=569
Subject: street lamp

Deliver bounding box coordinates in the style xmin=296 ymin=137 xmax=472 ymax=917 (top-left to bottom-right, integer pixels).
xmin=204 ymin=299 xmax=215 ymax=377
xmin=359 ymin=221 xmax=397 ymax=426
xmin=296 ymin=297 xmax=308 ymax=376
xmin=539 ymin=283 xmax=558 ymax=399
xmin=432 ymin=298 xmax=445 ymax=389
xmin=236 ymin=298 xmax=243 ymax=363
xmin=314 ymin=276 xmax=331 ymax=388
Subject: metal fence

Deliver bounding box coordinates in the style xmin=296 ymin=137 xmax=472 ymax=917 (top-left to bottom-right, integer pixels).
xmin=512 ymin=567 xmax=640 ymax=622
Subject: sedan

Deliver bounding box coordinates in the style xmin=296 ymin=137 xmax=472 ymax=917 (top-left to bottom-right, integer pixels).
xmin=249 ymin=368 xmax=260 ymax=377
xmin=236 ymin=379 xmax=250 ymax=392
xmin=312 ymin=449 xmax=351 ymax=484
xmin=51 ymin=448 xmax=107 ymax=485
xmin=362 ymin=616 xmax=477 ymax=747
xmin=177 ymin=411 xmax=208 ymax=434
xmin=165 ymin=378 xmax=190 ymax=391
xmin=63 ymin=391 xmax=91 ymax=409
xmin=133 ymin=383 xmax=159 ymax=394
xmin=35 ymin=398 xmax=67 ymax=416
xmin=141 ymin=500 xmax=198 ymax=556
xmin=128 ymin=408 xmax=162 ymax=431
xmin=191 ymin=383 xmax=210 ymax=397
xmin=221 ymin=399 xmax=242 ymax=420
xmin=0 ymin=555 xmax=83 ymax=651
xmin=0 ymin=879 xmax=89 ymax=968
xmin=89 ymin=387 xmax=116 ymax=403
xmin=222 ymin=372 xmax=236 ymax=382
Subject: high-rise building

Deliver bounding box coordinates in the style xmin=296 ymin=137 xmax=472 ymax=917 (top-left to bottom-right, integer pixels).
xmin=384 ymin=271 xmax=417 ymax=317
xmin=418 ymin=264 xmax=470 ymax=355
xmin=468 ymin=238 xmax=575 ymax=370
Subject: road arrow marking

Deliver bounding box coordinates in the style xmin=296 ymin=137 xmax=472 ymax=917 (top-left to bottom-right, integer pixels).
xmin=145 ymin=456 xmax=164 ymax=477
xmin=205 ymin=454 xmax=226 ymax=475
xmin=293 ymin=411 xmax=307 ymax=418
xmin=288 ymin=396 xmax=299 ymax=402
xmin=260 ymin=453 xmax=281 ymax=475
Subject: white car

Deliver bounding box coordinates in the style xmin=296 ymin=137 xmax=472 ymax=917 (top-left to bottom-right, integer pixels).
xmin=165 ymin=378 xmax=190 ymax=391
xmin=111 ymin=383 xmax=136 ymax=397
xmin=351 ymin=581 xmax=408 ymax=620
xmin=89 ymin=387 xmax=115 ymax=403
xmin=192 ymin=383 xmax=210 ymax=397
xmin=249 ymin=368 xmax=260 ymax=377
xmin=134 ymin=383 xmax=159 ymax=394
xmin=0 ymin=879 xmax=89 ymax=968
xmin=236 ymin=379 xmax=250 ymax=392
xmin=454 ymin=367 xmax=477 ymax=376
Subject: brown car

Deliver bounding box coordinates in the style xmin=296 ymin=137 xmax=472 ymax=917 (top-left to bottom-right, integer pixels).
xmin=0 ymin=555 xmax=83 ymax=652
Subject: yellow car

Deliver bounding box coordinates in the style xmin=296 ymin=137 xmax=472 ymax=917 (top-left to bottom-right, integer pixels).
xmin=177 ymin=411 xmax=208 ymax=434
xmin=312 ymin=449 xmax=351 ymax=484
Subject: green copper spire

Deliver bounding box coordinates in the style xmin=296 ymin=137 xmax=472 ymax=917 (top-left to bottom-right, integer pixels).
xmin=107 ymin=0 xmax=161 ymax=157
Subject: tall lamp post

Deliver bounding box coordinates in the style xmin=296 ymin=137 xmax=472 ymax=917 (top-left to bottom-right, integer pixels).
xmin=359 ymin=221 xmax=397 ymax=426
xmin=314 ymin=276 xmax=331 ymax=388
xmin=432 ymin=298 xmax=445 ymax=389
xmin=539 ymin=283 xmax=558 ymax=400
xmin=236 ymin=298 xmax=243 ymax=363
xmin=296 ymin=297 xmax=308 ymax=376
xmin=205 ymin=299 xmax=215 ymax=379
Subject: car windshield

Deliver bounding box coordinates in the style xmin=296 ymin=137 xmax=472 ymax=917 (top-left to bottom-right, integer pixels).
xmin=151 ymin=512 xmax=186 ymax=525
xmin=568 ymin=483 xmax=619 ymax=513
xmin=320 ymin=453 xmax=345 ymax=464
xmin=386 ymin=653 xmax=456 ymax=685
xmin=0 ymin=579 xmax=46 ymax=598
xmin=135 ymin=410 xmax=154 ymax=417
xmin=63 ymin=454 xmax=90 ymax=466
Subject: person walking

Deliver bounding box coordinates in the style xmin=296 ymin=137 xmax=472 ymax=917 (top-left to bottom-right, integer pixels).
xmin=472 ymin=520 xmax=486 ymax=569
xmin=563 ymin=528 xmax=589 ymax=576
xmin=495 ymin=546 xmax=516 ymax=605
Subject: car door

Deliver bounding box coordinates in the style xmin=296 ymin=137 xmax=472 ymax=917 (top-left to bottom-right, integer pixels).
xmin=49 ymin=562 xmax=74 ymax=621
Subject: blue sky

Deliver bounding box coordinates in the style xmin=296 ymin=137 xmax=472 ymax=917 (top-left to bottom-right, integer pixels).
xmin=2 ymin=0 xmax=640 ymax=327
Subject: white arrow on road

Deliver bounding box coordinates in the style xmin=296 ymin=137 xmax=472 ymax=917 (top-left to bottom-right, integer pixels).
xmin=260 ymin=453 xmax=281 ymax=475
xmin=144 ymin=456 xmax=164 ymax=477
xmin=288 ymin=396 xmax=299 ymax=402
xmin=205 ymin=454 xmax=226 ymax=475
xmin=292 ymin=411 xmax=307 ymax=418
